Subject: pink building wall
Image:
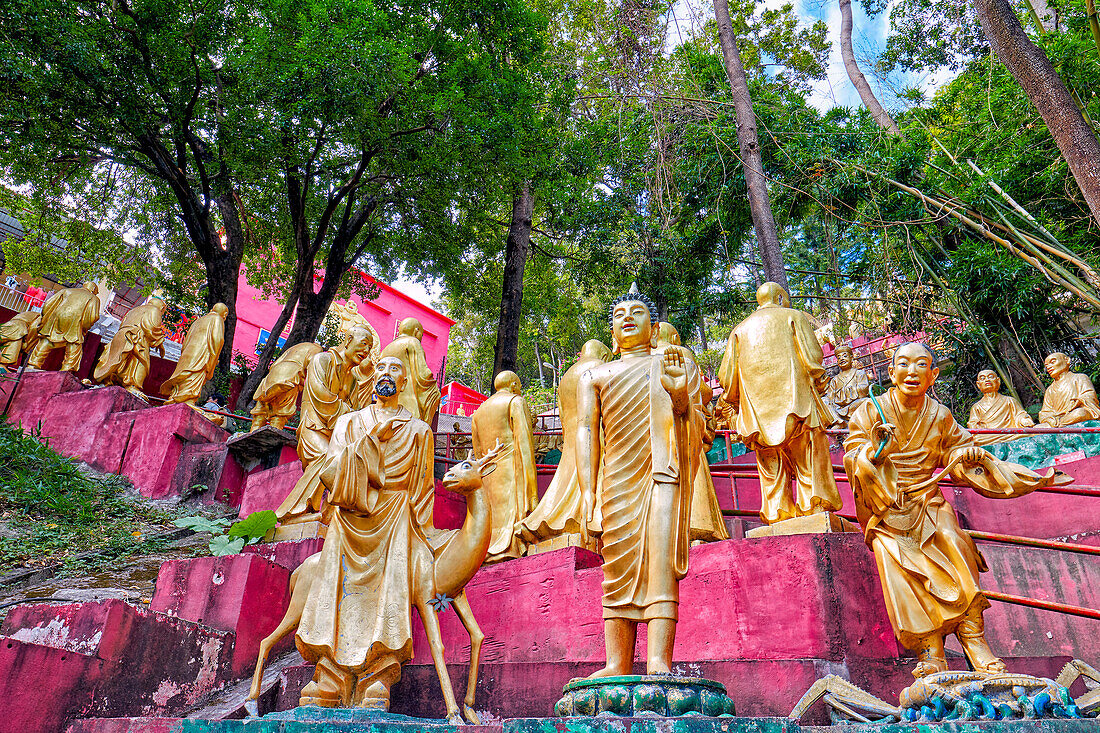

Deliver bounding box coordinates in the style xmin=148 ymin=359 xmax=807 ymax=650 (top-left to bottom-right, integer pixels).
xmin=440 ymin=381 xmax=487 ymax=416
xmin=232 ymin=272 xmax=454 ymax=378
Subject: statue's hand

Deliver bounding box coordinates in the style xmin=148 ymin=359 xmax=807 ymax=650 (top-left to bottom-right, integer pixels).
xmin=870 ymin=422 xmax=898 ymax=462
xmin=959 ymin=446 xmax=985 ymax=468
xmin=580 ymin=490 xmax=595 ymax=544
xmin=660 ymin=346 xmax=689 ymax=394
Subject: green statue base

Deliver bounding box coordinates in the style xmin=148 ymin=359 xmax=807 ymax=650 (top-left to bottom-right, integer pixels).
xmin=982 ymin=420 xmax=1100 ymax=469
xmin=554 ymin=675 xmax=737 ymax=718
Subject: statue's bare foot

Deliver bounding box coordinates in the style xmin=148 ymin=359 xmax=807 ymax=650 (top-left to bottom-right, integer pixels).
xmin=586 ymin=665 xmax=628 ymax=679
xmin=646 ymin=662 xmax=672 ymax=676
xmin=445 ymin=708 xmax=464 ymax=725
xmin=912 ymin=659 xmax=947 ymax=679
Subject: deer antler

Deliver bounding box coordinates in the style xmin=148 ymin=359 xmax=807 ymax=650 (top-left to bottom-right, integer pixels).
xmin=475 ymin=439 xmax=504 ymax=469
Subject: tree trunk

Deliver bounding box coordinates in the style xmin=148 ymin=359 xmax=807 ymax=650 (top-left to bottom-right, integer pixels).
xmin=697 ymin=315 xmax=709 ymax=351
xmin=839 ymin=0 xmax=902 ymax=135
xmin=973 ymin=0 xmax=1100 ymax=227
xmin=713 ymin=0 xmax=789 ymax=290
xmin=492 ymin=183 xmax=534 ymax=378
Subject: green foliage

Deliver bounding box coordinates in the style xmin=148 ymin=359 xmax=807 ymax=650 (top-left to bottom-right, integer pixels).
xmin=172 ymin=510 xmax=278 ymax=556
xmin=0 ymin=420 xmax=179 ymax=573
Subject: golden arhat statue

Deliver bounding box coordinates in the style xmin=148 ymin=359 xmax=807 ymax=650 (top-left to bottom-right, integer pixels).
xmin=576 ymin=285 xmax=704 ymax=677
xmin=1039 ymin=352 xmax=1100 ymax=428
xmin=381 ymin=317 xmax=441 ymax=425
xmin=844 ymin=342 xmax=1071 ymax=678
xmin=248 ymin=342 xmax=325 ymax=432
xmin=92 ymin=296 xmax=167 ymax=398
xmin=28 ymin=281 xmax=101 ymax=372
xmin=825 ymin=344 xmax=870 ymax=426
xmin=967 ymin=369 xmax=1034 ymax=445
xmin=161 ymin=304 xmax=228 ymax=407
xmin=0 ymin=311 xmax=41 ymax=369
xmin=469 ymin=369 xmax=537 ymax=561
xmin=519 ymin=338 xmax=612 ymax=544
xmin=716 ymin=282 xmax=842 ymax=525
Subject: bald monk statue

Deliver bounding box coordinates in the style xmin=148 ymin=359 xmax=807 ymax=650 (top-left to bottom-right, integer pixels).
xmin=381 ymin=317 xmax=441 ymax=425
xmin=825 ymin=344 xmax=870 ymax=425
xmin=1039 ymin=352 xmax=1100 ymax=428
xmin=161 ymin=304 xmax=228 ymax=406
xmin=967 ymin=369 xmax=1034 ymax=445
xmin=249 ymin=342 xmax=325 ymax=431
xmin=717 ymin=282 xmax=842 ymax=525
xmin=655 ymin=322 xmax=729 ymax=543
xmin=519 ymin=339 xmax=612 ymax=543
xmin=577 ymin=286 xmax=705 ymax=677
xmin=0 ymin=311 xmax=41 ymax=369
xmin=470 ymin=370 xmax=538 ymax=561
xmin=93 ymin=297 xmax=167 ymax=398
xmin=28 ymin=282 xmax=101 ymax=372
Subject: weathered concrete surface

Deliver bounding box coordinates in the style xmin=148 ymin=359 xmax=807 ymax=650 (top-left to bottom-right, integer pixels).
xmin=38 ymin=386 xmax=148 ymax=470
xmin=240 ymin=538 xmax=323 ymax=571
xmin=0 ymin=637 xmax=104 ymax=733
xmin=237 ymin=461 xmax=302 ymax=519
xmin=150 ymin=554 xmax=292 ymax=677
xmin=0 ymin=369 xmax=84 ymax=431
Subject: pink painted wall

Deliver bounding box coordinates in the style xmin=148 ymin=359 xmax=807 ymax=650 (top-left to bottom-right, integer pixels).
xmin=232 ymin=272 xmax=455 ymax=378
xmin=440 ymin=381 xmax=487 ymax=415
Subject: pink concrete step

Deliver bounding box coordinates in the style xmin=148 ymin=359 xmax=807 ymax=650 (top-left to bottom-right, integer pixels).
xmin=0 ymin=370 xmax=84 ymax=431
xmin=240 ymin=538 xmax=324 ymax=571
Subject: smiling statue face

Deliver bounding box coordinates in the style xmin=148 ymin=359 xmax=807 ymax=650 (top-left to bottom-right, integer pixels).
xmin=836 ymin=347 xmax=853 ymax=370
xmin=374 ymin=356 xmax=407 ymax=399
xmin=612 ymin=300 xmax=654 ymax=351
xmin=889 ymin=343 xmax=938 ymax=398
xmin=1045 ymin=352 xmax=1069 ymax=379
xmin=976 ymin=369 xmax=1000 ymax=395
xmin=345 ymin=328 xmax=373 ymax=363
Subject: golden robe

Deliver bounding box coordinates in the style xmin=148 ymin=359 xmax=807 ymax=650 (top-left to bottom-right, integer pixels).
xmin=1039 ymin=372 xmax=1100 ymax=427
xmin=381 ymin=335 xmax=441 ymax=424
xmin=690 ymin=395 xmax=730 ymax=542
xmin=93 ymin=303 xmax=165 ymax=392
xmin=583 ymin=354 xmax=704 ymax=621
xmin=826 ymin=367 xmax=870 ymax=423
xmin=0 ymin=312 xmax=40 ymax=367
xmin=471 ymin=388 xmax=537 ymax=559
xmin=845 ymin=391 xmax=1060 ymax=648
xmin=718 ymin=304 xmax=841 ymax=523
xmin=297 ymin=351 xmax=358 ymax=470
xmin=161 ymin=311 xmax=225 ymax=405
xmin=967 ymin=393 xmax=1034 ymax=445
xmin=251 ymin=342 xmax=324 ymax=425
xmin=295 ymin=405 xmax=435 ymax=677
xmin=31 ymin=286 xmax=100 ymax=371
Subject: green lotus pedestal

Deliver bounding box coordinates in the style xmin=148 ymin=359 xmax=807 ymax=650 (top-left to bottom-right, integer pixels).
xmin=554 ymin=675 xmax=737 ymax=718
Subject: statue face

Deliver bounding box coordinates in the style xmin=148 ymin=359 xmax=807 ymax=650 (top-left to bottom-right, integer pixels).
xmin=612 ymin=299 xmax=654 ymax=350
xmin=976 ymin=370 xmax=1000 ymax=395
xmin=346 ymin=329 xmax=372 ymax=362
xmin=375 ymin=356 xmax=407 ymax=398
xmin=836 ymin=348 xmax=853 ymax=370
xmin=1044 ymin=353 xmax=1069 ymax=379
xmin=889 ymin=343 xmax=938 ymax=398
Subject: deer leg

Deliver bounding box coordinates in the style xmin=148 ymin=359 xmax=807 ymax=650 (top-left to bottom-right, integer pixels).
xmin=451 ymin=591 xmax=484 ymax=724
xmin=418 ymin=600 xmax=463 ymax=724
xmin=249 ymin=560 xmax=314 ymax=701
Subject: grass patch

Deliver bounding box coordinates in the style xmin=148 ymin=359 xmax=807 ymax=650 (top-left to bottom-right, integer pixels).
xmin=0 ymin=419 xmax=187 ymax=575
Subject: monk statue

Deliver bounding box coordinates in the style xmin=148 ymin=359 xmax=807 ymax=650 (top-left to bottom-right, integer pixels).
xmin=27 ymin=282 xmax=101 ymax=372
xmin=967 ymin=369 xmax=1034 ymax=445
xmin=845 ymin=343 xmax=1070 ymax=678
xmin=92 ymin=297 xmax=167 ymax=398
xmin=576 ymin=286 xmax=705 ymax=677
xmin=381 ymin=317 xmax=441 ymax=425
xmin=249 ymin=342 xmax=325 ymax=431
xmin=292 ymin=356 xmax=438 ymax=708
xmin=161 ymin=304 xmax=228 ymax=407
xmin=0 ymin=311 xmax=41 ymax=369
xmin=1038 ymin=352 xmax=1100 ymax=428
xmin=276 ymin=328 xmax=376 ymax=532
xmin=826 ymin=344 xmax=870 ymax=426
xmin=716 ymin=282 xmax=842 ymax=525
xmin=655 ymin=322 xmax=729 ymax=543
xmin=469 ymin=370 xmax=537 ymax=561
xmin=519 ymin=339 xmax=612 ymax=544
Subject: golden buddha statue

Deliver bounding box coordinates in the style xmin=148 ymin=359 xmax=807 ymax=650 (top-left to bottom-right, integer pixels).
xmin=249 ymin=342 xmax=325 ymax=431
xmin=92 ymin=297 xmax=167 ymax=398
xmin=825 ymin=344 xmax=870 ymax=426
xmin=0 ymin=311 xmax=41 ymax=369
xmin=381 ymin=317 xmax=441 ymax=425
xmin=716 ymin=282 xmax=842 ymax=525
xmin=28 ymin=282 xmax=101 ymax=372
xmin=576 ymin=287 xmax=705 ymax=677
xmin=966 ymin=369 xmax=1034 ymax=445
xmin=655 ymin=322 xmax=728 ymax=543
xmin=1038 ymin=352 xmax=1100 ymax=428
xmin=470 ymin=370 xmax=537 ymax=561
xmin=519 ymin=339 xmax=612 ymax=544
xmin=844 ymin=342 xmax=1070 ymax=678
xmin=161 ymin=304 xmax=228 ymax=407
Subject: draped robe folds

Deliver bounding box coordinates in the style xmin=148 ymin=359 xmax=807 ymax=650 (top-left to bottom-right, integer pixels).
xmin=297 ymin=351 xmax=357 ymax=470
xmin=844 ymin=391 xmax=1062 ymax=648
xmin=38 ymin=287 xmax=100 ymax=344
xmin=381 ymin=336 xmax=441 ymax=423
xmin=0 ymin=312 xmax=40 ymax=366
xmin=1039 ymin=372 xmax=1100 ymax=426
xmin=589 ymin=354 xmax=703 ymax=621
xmin=93 ymin=304 xmax=165 ymax=389
xmin=471 ymin=391 xmax=538 ymax=559
xmin=967 ymin=393 xmax=1033 ymax=445
xmin=295 ymin=406 xmax=435 ymax=675
xmin=252 ymin=343 xmax=324 ymax=421
xmin=826 ymin=367 xmax=870 ymax=423
xmin=161 ymin=312 xmax=225 ymax=403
